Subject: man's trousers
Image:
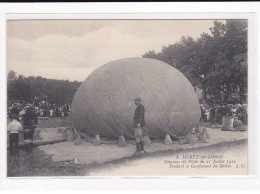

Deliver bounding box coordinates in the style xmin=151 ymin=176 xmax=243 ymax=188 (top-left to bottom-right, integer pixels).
xmin=9 ymin=133 xmax=19 ymax=155
xmin=135 ymin=127 xmax=144 ymax=152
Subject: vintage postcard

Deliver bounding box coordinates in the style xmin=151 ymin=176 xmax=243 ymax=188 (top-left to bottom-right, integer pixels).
xmin=5 ymin=17 xmax=250 ymax=178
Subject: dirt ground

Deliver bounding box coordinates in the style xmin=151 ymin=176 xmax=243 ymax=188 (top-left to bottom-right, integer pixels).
xmin=7 ymin=117 xmax=248 ymax=177
xmin=88 ymin=139 xmax=248 ymax=176
xmin=38 ymin=126 xmax=247 ymax=165
xmin=7 ymin=139 xmax=247 ymax=177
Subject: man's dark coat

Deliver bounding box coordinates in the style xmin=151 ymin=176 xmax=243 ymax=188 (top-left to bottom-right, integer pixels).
xmin=134 ymin=103 xmax=145 ymax=128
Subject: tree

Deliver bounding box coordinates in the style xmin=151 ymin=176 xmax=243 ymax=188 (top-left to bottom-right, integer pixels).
xmin=142 ymin=19 xmax=247 ymax=104
xmin=143 ymin=36 xmax=200 ymax=86
xmin=7 ymin=71 xmax=82 ymax=104
xmin=8 ymin=70 xmax=17 ymax=82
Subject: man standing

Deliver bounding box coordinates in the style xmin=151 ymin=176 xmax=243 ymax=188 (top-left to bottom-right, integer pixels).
xmin=50 ymin=109 xmax=54 ymax=117
xmin=10 ymin=104 xmax=20 ymax=116
xmin=7 ymin=114 xmax=23 ymax=156
xmin=23 ymin=106 xmax=38 ymax=153
xmin=39 ymin=108 xmax=43 ymax=117
xmin=134 ymin=97 xmax=145 ymax=153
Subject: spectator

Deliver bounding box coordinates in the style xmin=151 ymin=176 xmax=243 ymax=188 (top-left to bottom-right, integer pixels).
xmin=50 ymin=109 xmax=54 ymax=117
xmin=39 ymin=108 xmax=43 ymax=117
xmin=23 ymin=107 xmax=38 ymax=153
xmin=209 ymin=106 xmax=216 ymax=123
xmin=7 ymin=114 xmax=23 ymax=156
xmin=8 ymin=98 xmax=72 ymax=118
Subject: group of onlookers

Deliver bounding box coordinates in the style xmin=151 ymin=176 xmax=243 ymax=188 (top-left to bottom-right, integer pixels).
xmin=7 ymin=97 xmax=248 ymax=156
xmin=8 ymin=100 xmax=71 ymax=119
xmin=7 ymin=105 xmax=38 ymax=156
xmin=7 ymin=97 xmax=71 ymax=156
xmin=200 ymin=103 xmax=248 ymax=125
xmin=7 ymin=99 xmax=70 ymax=156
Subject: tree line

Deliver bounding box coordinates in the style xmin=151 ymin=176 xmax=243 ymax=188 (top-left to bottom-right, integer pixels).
xmin=7 ymin=71 xmax=82 ymax=105
xmin=143 ymin=20 xmax=247 ymax=104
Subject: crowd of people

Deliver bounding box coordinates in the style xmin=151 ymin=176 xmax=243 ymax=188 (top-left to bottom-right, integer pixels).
xmin=7 ymin=95 xmax=248 ymax=156
xmin=8 ymin=106 xmax=38 ymax=156
xmin=200 ymin=103 xmax=248 ymax=125
xmin=8 ymin=96 xmax=71 ymax=119
xmin=7 ymin=96 xmax=71 ymax=156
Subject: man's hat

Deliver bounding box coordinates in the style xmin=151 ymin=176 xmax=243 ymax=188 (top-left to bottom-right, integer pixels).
xmin=11 ymin=114 xmax=19 ymax=120
xmin=134 ymin=97 xmax=141 ymax=102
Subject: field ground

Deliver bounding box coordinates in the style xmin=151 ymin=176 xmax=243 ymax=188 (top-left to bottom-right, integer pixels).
xmin=7 ymin=117 xmax=248 ymax=177
xmin=7 ymin=148 xmax=88 ymax=177
xmin=7 ymin=116 xmax=71 ymax=128
xmin=7 ymin=139 xmax=247 ymax=177
xmin=37 ymin=117 xmax=71 ymax=128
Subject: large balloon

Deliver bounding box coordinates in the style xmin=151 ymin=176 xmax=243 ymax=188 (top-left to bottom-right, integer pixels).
xmin=71 ymin=57 xmax=201 ymax=140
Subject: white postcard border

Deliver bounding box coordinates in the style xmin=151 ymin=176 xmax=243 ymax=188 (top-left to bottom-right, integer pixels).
xmin=0 ymin=2 xmax=259 ymax=191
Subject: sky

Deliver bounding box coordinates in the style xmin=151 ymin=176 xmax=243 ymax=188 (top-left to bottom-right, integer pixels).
xmin=7 ymin=20 xmax=218 ymax=82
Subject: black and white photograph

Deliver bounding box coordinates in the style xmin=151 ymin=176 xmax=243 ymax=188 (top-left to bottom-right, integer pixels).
xmin=5 ymin=18 xmax=249 ymax=177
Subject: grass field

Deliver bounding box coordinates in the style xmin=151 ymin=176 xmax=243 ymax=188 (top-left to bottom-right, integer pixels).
xmin=7 ymin=148 xmax=88 ymax=177
xmin=7 ymin=116 xmax=71 ymax=128
xmin=37 ymin=116 xmax=71 ymax=128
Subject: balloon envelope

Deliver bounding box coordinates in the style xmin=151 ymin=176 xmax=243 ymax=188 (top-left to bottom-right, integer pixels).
xmin=71 ymin=57 xmax=201 ymax=139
